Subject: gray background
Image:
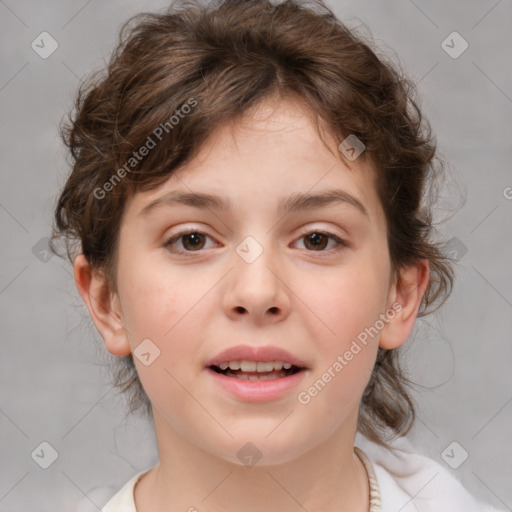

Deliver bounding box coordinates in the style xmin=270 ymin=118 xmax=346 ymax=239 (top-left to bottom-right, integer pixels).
xmin=0 ymin=0 xmax=511 ymax=511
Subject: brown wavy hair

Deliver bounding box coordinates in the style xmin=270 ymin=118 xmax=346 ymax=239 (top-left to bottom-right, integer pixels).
xmin=51 ymin=0 xmax=455 ymax=447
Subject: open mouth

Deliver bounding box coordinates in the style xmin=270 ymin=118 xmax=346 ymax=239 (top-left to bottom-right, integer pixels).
xmin=209 ymin=361 xmax=304 ymax=381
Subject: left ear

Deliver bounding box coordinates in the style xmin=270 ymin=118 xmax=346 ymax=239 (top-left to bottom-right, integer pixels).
xmin=379 ymin=259 xmax=430 ymax=350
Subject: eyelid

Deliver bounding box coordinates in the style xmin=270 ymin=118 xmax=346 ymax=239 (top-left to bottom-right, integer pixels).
xmin=164 ymin=226 xmax=349 ymax=255
xmin=164 ymin=227 xmax=217 ymax=253
xmin=295 ymin=225 xmax=347 ymax=241
xmin=292 ymin=228 xmax=348 ymax=252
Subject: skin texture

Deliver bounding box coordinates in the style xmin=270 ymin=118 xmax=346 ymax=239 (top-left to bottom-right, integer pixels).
xmin=74 ymin=96 xmax=429 ymax=512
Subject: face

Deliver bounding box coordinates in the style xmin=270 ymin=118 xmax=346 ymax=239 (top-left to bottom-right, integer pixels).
xmin=109 ymin=97 xmax=397 ymax=465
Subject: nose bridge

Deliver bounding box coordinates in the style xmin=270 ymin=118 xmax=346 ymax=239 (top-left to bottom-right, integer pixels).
xmin=224 ymin=232 xmax=290 ymax=317
xmin=234 ymin=233 xmax=278 ymax=289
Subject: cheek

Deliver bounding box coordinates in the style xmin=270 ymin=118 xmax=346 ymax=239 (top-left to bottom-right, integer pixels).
xmin=308 ymin=264 xmax=388 ymax=344
xmin=116 ymin=263 xmax=190 ymax=375
xmin=118 ymin=244 xmax=180 ymax=328
xmin=117 ymin=256 xmax=210 ymax=373
xmin=299 ymin=277 xmax=380 ymax=413
xmin=299 ymin=254 xmax=388 ymax=401
xmin=121 ymin=272 xmax=200 ymax=414
xmin=121 ymin=277 xmax=176 ymax=338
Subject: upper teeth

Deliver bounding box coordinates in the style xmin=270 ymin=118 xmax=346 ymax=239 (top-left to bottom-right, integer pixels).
xmin=218 ymin=360 xmax=293 ymax=372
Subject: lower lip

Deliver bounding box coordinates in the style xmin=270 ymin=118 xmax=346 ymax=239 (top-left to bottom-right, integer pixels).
xmin=205 ymin=367 xmax=307 ymax=402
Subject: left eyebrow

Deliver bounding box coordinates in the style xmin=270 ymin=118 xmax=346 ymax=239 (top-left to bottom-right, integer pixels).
xmin=138 ymin=189 xmax=369 ymax=219
xmin=279 ymin=189 xmax=369 ymax=218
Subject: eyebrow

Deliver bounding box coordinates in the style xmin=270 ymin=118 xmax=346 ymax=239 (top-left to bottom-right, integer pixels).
xmin=139 ymin=189 xmax=369 ymax=218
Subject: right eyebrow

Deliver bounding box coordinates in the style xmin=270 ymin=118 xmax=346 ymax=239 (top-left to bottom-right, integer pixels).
xmin=139 ymin=191 xmax=231 ymax=217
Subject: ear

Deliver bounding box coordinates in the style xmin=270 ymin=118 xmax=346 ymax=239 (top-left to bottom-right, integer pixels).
xmin=73 ymin=254 xmax=132 ymax=356
xmin=379 ymin=259 xmax=430 ymax=350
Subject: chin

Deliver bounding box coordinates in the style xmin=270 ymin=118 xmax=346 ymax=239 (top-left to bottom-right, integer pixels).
xmin=202 ymin=433 xmax=315 ymax=468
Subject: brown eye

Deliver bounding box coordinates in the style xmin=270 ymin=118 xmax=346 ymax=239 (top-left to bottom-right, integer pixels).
xmin=181 ymin=232 xmax=206 ymax=251
xmin=303 ymin=232 xmax=329 ymax=250
xmin=165 ymin=230 xmax=214 ymax=253
xmin=294 ymin=230 xmax=347 ymax=253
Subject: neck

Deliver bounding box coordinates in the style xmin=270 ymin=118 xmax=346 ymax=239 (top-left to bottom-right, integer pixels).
xmin=134 ymin=409 xmax=370 ymax=512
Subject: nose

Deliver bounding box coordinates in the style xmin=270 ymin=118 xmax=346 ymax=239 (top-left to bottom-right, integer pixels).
xmin=222 ymin=236 xmax=292 ymax=324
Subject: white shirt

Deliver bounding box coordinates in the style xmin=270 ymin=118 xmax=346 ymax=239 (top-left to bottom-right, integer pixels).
xmin=76 ymin=434 xmax=506 ymax=512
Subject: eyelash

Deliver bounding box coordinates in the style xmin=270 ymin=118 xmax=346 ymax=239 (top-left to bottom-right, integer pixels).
xmin=164 ymin=229 xmax=348 ymax=255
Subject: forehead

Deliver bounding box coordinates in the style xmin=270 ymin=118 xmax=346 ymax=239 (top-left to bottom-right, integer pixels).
xmin=124 ymin=96 xmax=384 ymax=226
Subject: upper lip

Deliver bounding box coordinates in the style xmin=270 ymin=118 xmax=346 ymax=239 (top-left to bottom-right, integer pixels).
xmin=205 ymin=344 xmax=308 ymax=369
